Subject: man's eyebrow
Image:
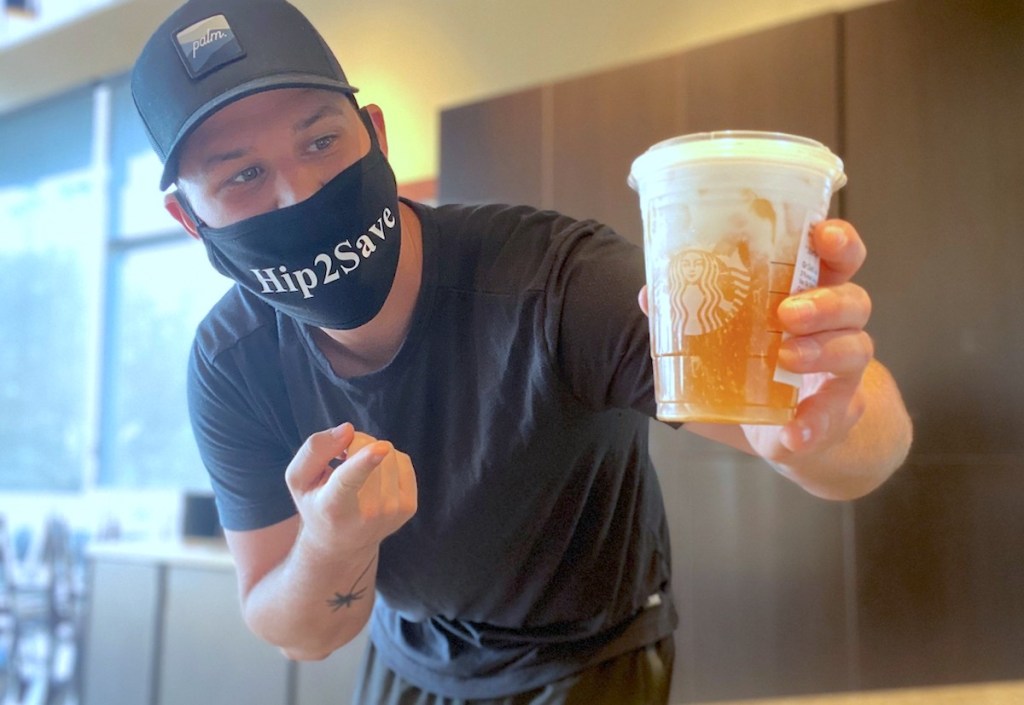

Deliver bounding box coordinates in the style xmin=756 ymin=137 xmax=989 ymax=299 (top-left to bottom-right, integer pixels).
xmin=202 ymin=147 xmax=249 ymax=172
xmin=197 ymin=102 xmax=348 ymax=173
xmin=293 ymin=103 xmax=348 ymax=133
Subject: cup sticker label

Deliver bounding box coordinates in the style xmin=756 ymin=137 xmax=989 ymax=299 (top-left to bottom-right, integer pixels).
xmin=773 ymin=217 xmax=821 ymax=388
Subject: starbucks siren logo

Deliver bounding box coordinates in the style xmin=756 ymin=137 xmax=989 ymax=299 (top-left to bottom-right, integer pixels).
xmin=666 ymin=248 xmax=751 ymax=335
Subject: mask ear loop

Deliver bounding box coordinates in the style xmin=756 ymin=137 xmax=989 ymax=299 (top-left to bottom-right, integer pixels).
xmin=172 ymin=189 xmax=206 ymax=230
xmin=357 ymin=106 xmax=384 ymax=153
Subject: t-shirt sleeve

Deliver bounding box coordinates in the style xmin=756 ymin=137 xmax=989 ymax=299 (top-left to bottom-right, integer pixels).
xmin=542 ymin=217 xmax=658 ymax=416
xmin=187 ymin=340 xmax=298 ymax=531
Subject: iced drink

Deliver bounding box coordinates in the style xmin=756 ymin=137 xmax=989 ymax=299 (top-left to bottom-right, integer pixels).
xmin=628 ymin=131 xmax=846 ymax=424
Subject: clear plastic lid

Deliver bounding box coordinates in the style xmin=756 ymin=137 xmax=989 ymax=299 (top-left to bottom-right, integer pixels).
xmin=628 ymin=130 xmax=847 ymax=191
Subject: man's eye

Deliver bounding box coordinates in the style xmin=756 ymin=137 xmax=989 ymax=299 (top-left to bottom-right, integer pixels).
xmin=231 ymin=166 xmax=262 ymax=184
xmin=311 ymin=135 xmax=336 ymax=152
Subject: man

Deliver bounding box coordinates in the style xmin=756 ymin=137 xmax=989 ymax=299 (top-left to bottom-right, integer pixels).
xmin=131 ymin=0 xmax=912 ymax=702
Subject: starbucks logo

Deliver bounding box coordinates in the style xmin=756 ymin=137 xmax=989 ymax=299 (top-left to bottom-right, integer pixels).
xmin=665 ymin=248 xmax=751 ymax=335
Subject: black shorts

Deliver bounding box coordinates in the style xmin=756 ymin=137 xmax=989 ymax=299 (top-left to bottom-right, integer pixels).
xmin=352 ymin=636 xmax=675 ymax=705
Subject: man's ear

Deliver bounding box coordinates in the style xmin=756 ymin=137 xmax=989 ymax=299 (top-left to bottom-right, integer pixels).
xmin=363 ymin=103 xmax=388 ymax=158
xmin=164 ymin=191 xmax=201 ymax=240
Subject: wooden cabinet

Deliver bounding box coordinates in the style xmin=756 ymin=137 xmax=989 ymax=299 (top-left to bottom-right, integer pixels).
xmin=294 ymin=631 xmax=369 ymax=705
xmin=158 ymin=567 xmax=289 ymax=705
xmin=82 ymin=543 xmax=368 ymax=705
xmin=82 ymin=560 xmax=161 ymax=705
xmin=438 ymin=0 xmax=1024 ymax=701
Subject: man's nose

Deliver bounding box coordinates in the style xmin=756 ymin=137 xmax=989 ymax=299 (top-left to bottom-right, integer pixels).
xmin=274 ymin=166 xmax=324 ymax=209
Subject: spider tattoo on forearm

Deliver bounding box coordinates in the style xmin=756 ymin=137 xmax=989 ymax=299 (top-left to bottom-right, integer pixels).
xmin=327 ymin=554 xmax=377 ymax=612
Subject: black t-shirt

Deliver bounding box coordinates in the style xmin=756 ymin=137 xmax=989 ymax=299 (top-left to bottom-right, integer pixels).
xmin=187 ymin=201 xmax=678 ymax=698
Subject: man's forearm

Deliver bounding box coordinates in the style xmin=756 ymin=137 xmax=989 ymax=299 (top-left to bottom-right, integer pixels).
xmin=242 ymin=536 xmax=379 ymax=660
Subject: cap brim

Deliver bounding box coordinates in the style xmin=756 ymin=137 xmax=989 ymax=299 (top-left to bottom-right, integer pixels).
xmin=159 ymin=74 xmax=358 ymax=190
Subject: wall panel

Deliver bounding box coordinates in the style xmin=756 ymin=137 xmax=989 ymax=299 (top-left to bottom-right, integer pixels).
xmin=844 ymin=0 xmax=1024 ymax=689
xmin=438 ymin=88 xmax=546 ymax=208
xmin=550 ymin=55 xmax=684 ymax=246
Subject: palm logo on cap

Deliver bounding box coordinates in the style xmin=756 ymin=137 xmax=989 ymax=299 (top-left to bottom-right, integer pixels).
xmin=174 ymin=14 xmax=246 ymax=78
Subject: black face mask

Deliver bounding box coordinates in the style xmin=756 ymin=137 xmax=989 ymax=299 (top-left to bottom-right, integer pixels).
xmin=192 ymin=108 xmax=402 ymax=330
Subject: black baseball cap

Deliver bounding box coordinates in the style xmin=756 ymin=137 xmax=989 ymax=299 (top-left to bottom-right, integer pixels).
xmin=132 ymin=0 xmax=358 ymax=190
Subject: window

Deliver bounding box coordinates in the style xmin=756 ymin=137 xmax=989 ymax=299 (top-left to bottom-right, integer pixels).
xmin=99 ymin=75 xmax=232 ymax=491
xmin=0 ymin=75 xmax=232 ymax=500
xmin=103 ymin=240 xmax=231 ymax=489
xmin=0 ymin=86 xmax=101 ymax=492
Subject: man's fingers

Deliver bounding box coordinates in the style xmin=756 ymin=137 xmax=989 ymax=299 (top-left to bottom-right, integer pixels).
xmin=327 ymin=440 xmax=392 ymax=495
xmin=780 ymin=375 xmax=866 ymax=453
xmin=378 ymin=451 xmax=402 ymax=514
xmin=813 ymin=220 xmax=867 ymax=287
xmin=776 ymin=329 xmax=874 ymax=378
xmin=777 ymin=282 xmax=872 ymax=336
xmin=347 ymin=431 xmax=379 ymax=455
xmin=637 ymin=285 xmax=650 ymax=317
xmin=285 ymin=422 xmax=354 ymax=493
xmin=386 ymin=451 xmax=418 ymax=519
xmin=397 ymin=451 xmax=417 ymax=510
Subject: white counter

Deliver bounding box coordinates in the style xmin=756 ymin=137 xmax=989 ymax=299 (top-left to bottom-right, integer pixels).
xmin=87 ymin=537 xmax=234 ymax=569
xmin=696 ymin=680 xmax=1024 ymax=705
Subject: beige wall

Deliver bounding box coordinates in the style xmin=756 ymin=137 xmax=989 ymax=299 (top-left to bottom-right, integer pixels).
xmin=0 ymin=0 xmax=885 ymax=183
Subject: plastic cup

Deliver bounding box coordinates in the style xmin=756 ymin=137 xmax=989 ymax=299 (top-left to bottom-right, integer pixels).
xmin=628 ymin=131 xmax=846 ymax=424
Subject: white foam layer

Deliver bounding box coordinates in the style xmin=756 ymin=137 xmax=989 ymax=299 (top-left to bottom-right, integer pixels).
xmin=629 ymin=130 xmax=846 ymax=193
